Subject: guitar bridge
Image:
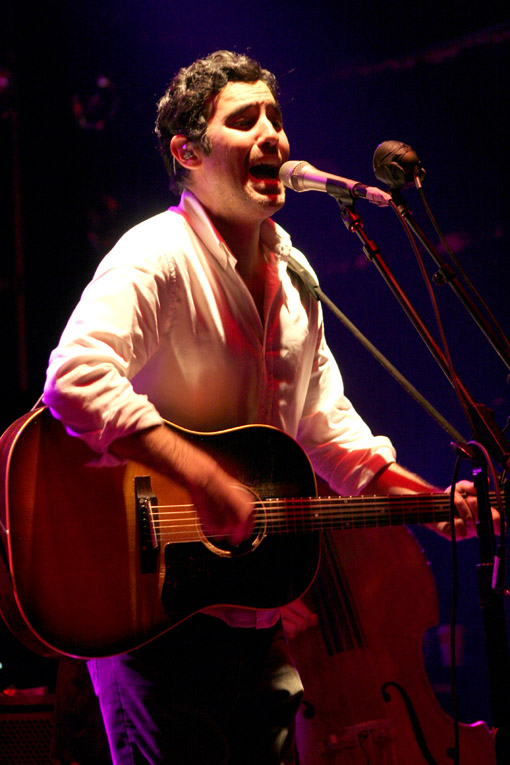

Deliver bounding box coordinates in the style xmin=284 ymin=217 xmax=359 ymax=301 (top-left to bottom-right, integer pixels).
xmin=135 ymin=476 xmax=160 ymax=573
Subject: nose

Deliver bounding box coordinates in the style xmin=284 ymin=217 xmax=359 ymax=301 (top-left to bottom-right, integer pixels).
xmin=257 ymin=113 xmax=279 ymax=146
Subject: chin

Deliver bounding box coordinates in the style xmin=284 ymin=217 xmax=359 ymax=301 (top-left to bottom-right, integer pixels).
xmin=257 ymin=190 xmax=286 ymax=209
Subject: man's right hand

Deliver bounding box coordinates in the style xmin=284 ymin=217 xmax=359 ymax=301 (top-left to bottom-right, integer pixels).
xmin=110 ymin=422 xmax=255 ymax=546
xmin=189 ymin=464 xmax=255 ymax=546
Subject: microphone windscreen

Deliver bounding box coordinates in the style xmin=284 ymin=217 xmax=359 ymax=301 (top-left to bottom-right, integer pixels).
xmin=373 ymin=140 xmax=425 ymax=189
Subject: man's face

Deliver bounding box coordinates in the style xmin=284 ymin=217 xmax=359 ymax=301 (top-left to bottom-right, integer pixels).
xmin=190 ymin=80 xmax=290 ymax=225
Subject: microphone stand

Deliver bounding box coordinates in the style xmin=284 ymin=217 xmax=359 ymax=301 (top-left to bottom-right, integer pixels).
xmin=320 ymin=195 xmax=510 ymax=762
xmin=336 ymin=201 xmax=510 ymax=468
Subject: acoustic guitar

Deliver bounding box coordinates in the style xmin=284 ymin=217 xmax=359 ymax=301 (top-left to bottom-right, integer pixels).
xmin=0 ymin=406 xmax=475 ymax=660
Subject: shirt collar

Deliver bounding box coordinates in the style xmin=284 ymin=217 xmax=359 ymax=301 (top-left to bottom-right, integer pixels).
xmin=176 ymin=190 xmax=293 ymax=268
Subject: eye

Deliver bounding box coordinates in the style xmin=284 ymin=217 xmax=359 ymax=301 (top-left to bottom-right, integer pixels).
xmin=233 ymin=117 xmax=254 ymax=130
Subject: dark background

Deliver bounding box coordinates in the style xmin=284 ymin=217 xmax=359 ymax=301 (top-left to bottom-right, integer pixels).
xmin=2 ymin=0 xmax=509 ymax=729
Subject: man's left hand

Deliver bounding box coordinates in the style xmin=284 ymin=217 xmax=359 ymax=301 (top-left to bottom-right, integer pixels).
xmin=435 ymin=479 xmax=500 ymax=539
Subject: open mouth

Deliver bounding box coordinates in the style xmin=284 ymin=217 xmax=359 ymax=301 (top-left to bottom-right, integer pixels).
xmin=249 ymin=164 xmax=280 ymax=181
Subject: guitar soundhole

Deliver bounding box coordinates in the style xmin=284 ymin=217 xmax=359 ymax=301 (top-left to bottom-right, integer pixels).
xmin=198 ymin=495 xmax=267 ymax=558
xmin=208 ymin=531 xmax=261 ymax=558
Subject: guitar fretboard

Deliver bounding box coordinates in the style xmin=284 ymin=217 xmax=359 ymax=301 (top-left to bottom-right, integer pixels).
xmin=254 ymin=491 xmax=500 ymax=534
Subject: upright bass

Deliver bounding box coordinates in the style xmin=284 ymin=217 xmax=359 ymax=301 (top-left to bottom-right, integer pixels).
xmin=291 ymin=526 xmax=495 ymax=763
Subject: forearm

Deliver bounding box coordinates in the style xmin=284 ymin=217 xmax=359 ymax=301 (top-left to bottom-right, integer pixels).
xmin=361 ymin=462 xmax=438 ymax=496
xmin=109 ymin=424 xmax=254 ymax=545
xmin=109 ymin=423 xmax=218 ymax=491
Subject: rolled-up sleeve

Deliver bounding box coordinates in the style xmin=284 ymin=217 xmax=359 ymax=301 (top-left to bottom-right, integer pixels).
xmin=297 ymin=320 xmax=396 ymax=497
xmin=43 ymin=227 xmax=173 ymax=463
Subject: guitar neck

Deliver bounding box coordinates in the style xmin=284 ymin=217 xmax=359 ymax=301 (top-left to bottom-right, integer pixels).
xmin=258 ymin=491 xmax=499 ymax=535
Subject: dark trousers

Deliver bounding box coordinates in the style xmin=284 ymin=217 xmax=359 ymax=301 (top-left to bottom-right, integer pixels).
xmin=88 ymin=614 xmax=303 ymax=764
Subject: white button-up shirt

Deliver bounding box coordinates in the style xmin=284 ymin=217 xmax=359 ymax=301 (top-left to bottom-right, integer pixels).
xmin=44 ymin=191 xmax=395 ymax=627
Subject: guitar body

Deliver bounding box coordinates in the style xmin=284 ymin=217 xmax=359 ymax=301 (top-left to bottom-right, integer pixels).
xmin=0 ymin=407 xmax=319 ymax=658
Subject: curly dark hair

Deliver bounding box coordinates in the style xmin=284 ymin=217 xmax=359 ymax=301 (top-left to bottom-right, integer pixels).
xmin=155 ymin=50 xmax=279 ymax=193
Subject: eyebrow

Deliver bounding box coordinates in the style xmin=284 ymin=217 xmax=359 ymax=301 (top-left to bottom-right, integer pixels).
xmin=225 ymin=100 xmax=283 ymax=122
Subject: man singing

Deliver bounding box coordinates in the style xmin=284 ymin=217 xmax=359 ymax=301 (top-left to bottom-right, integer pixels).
xmin=44 ymin=50 xmax=480 ymax=764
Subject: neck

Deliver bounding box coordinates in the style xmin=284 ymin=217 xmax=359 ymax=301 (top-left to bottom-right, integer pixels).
xmin=207 ymin=212 xmax=264 ymax=281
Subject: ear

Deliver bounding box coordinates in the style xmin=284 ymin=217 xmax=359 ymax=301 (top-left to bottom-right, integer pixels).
xmin=170 ymin=134 xmax=202 ymax=169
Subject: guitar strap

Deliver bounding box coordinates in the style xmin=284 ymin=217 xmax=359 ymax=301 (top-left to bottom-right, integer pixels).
xmin=286 ymin=254 xmax=321 ymax=301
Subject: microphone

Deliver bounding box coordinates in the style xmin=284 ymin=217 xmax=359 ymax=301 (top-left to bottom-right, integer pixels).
xmin=372 ymin=141 xmax=426 ymax=189
xmin=279 ymin=160 xmax=392 ymax=207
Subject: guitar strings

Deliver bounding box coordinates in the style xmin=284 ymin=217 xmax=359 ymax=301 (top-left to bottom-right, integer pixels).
xmin=136 ymin=492 xmax=501 ymax=543
xmin=150 ymin=490 xmax=500 ymax=513
xmin=149 ymin=491 xmax=499 ymax=521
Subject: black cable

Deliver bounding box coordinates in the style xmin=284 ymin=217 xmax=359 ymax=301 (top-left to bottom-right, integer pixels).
xmin=448 ymin=455 xmax=462 ymax=765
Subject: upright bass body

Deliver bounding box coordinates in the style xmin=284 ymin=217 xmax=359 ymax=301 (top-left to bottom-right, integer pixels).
xmin=292 ymin=527 xmax=495 ymax=764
